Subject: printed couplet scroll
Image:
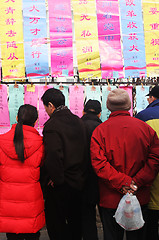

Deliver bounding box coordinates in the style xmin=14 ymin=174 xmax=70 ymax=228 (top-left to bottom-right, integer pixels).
xmin=0 ymin=0 xmax=25 ymax=81
xmin=72 ymin=0 xmax=102 ymax=80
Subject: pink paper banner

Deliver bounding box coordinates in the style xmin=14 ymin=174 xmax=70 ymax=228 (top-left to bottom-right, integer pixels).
xmin=38 ymin=85 xmax=51 ymax=127
xmin=69 ymin=85 xmax=84 ymax=118
xmin=0 ymin=85 xmax=10 ymax=127
xmin=119 ymin=86 xmax=133 ymax=116
xmin=96 ymin=0 xmax=124 ymax=79
xmin=48 ymin=0 xmax=73 ymax=77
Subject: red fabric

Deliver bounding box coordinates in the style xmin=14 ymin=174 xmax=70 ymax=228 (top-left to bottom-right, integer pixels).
xmin=91 ymin=111 xmax=159 ymax=209
xmin=0 ymin=125 xmax=45 ymax=233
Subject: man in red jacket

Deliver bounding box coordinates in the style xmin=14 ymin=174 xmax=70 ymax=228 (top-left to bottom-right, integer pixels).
xmin=90 ymin=88 xmax=159 ymax=240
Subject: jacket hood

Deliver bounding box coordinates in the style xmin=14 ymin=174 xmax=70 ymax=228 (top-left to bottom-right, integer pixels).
xmin=0 ymin=124 xmax=43 ymax=160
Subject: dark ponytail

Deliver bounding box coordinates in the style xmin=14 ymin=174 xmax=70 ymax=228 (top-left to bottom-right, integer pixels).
xmin=13 ymin=104 xmax=38 ymax=163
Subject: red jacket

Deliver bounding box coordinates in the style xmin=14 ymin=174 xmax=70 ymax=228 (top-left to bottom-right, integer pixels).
xmin=91 ymin=111 xmax=159 ymax=209
xmin=0 ymin=125 xmax=45 ymax=233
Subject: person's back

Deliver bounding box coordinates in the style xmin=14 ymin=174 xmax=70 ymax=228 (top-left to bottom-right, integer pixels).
xmin=136 ymin=86 xmax=159 ymax=240
xmin=0 ymin=104 xmax=45 ymax=240
xmin=41 ymin=88 xmax=87 ymax=240
xmin=81 ymin=100 xmax=102 ymax=240
xmin=43 ymin=107 xmax=87 ymax=190
xmin=91 ymin=88 xmax=159 ymax=240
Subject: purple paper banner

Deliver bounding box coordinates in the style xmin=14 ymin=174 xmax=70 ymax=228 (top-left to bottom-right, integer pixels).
xmin=48 ymin=0 xmax=73 ymax=77
xmin=96 ymin=0 xmax=124 ymax=79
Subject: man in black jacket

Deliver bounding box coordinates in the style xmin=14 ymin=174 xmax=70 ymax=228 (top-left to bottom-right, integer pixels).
xmin=41 ymin=88 xmax=87 ymax=240
xmin=81 ymin=100 xmax=102 ymax=240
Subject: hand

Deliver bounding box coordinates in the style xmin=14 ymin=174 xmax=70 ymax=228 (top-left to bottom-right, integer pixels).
xmin=121 ymin=181 xmax=138 ymax=195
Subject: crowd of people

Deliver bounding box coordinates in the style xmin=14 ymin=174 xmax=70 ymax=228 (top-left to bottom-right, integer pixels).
xmin=0 ymin=86 xmax=159 ymax=240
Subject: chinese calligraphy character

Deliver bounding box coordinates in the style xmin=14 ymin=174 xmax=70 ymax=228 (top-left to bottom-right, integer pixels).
xmin=7 ymin=53 xmax=18 ymax=60
xmin=5 ymin=18 xmax=16 ymax=25
xmin=104 ymin=35 xmax=114 ymax=41
xmin=29 ymin=17 xmax=40 ymax=24
xmin=56 ymin=17 xmax=65 ymax=22
xmin=57 ymin=39 xmax=67 ymax=45
xmin=149 ymin=8 xmax=159 ymax=15
xmin=79 ymin=0 xmax=88 ymax=4
xmin=56 ymin=26 xmax=67 ymax=32
xmin=129 ymin=45 xmax=139 ymax=51
xmin=6 ymin=41 xmax=18 ymax=48
xmin=128 ymin=33 xmax=138 ymax=40
xmin=30 ymin=28 xmax=40 ymax=35
xmin=104 ymin=23 xmax=114 ymax=31
xmin=151 ymin=39 xmax=159 ymax=45
xmin=126 ymin=11 xmax=136 ymax=17
xmin=150 ymin=23 xmax=159 ymax=30
xmin=57 ymin=51 xmax=67 ymax=57
xmin=81 ymin=30 xmax=91 ymax=37
xmin=127 ymin=22 xmax=137 ymax=29
xmin=80 ymin=14 xmax=90 ymax=21
xmin=55 ymin=4 xmax=65 ymax=11
xmin=103 ymin=12 xmax=112 ymax=19
xmin=31 ymin=51 xmax=42 ymax=58
xmin=125 ymin=0 xmax=135 ymax=6
xmin=6 ymin=30 xmax=16 ymax=37
xmin=31 ymin=38 xmax=46 ymax=47
xmin=5 ymin=0 xmax=15 ymax=2
xmin=5 ymin=7 xmax=15 ymax=14
xmin=82 ymin=46 xmax=92 ymax=53
xmin=29 ymin=5 xmax=40 ymax=12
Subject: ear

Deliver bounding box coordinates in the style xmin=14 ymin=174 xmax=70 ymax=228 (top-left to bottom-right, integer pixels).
xmin=16 ymin=115 xmax=18 ymax=122
xmin=97 ymin=112 xmax=101 ymax=118
xmin=48 ymin=102 xmax=55 ymax=113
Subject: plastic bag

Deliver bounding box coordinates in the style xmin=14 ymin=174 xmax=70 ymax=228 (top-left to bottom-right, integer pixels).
xmin=114 ymin=193 xmax=145 ymax=231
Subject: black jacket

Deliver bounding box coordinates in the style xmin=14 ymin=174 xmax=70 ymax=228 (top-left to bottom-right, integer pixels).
xmin=42 ymin=108 xmax=87 ymax=191
xmin=81 ymin=112 xmax=102 ymax=204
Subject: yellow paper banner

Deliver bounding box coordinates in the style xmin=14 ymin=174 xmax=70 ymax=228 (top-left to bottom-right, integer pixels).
xmin=72 ymin=0 xmax=101 ymax=80
xmin=142 ymin=0 xmax=159 ymax=77
xmin=0 ymin=0 xmax=25 ymax=81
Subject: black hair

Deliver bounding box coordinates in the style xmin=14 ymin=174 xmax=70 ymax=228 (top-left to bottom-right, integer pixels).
xmin=41 ymin=88 xmax=65 ymax=108
xmin=13 ymin=104 xmax=38 ymax=163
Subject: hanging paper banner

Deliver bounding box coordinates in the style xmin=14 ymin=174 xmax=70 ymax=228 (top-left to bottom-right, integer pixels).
xmin=24 ymin=84 xmax=38 ymax=128
xmin=119 ymin=86 xmax=133 ymax=116
xmin=0 ymin=0 xmax=25 ymax=81
xmin=119 ymin=0 xmax=147 ymax=78
xmin=85 ymin=85 xmax=101 ymax=102
xmin=0 ymin=44 xmax=1 ymax=82
xmin=136 ymin=85 xmax=149 ymax=113
xmin=142 ymin=0 xmax=159 ymax=77
xmin=24 ymin=85 xmax=38 ymax=107
xmin=96 ymin=0 xmax=124 ymax=79
xmin=101 ymin=85 xmax=117 ymax=122
xmin=23 ymin=0 xmax=49 ymax=78
xmin=38 ymin=85 xmax=51 ymax=128
xmin=69 ymin=85 xmax=84 ymax=117
xmin=8 ymin=84 xmax=24 ymax=126
xmin=0 ymin=85 xmax=10 ymax=127
xmin=72 ymin=0 xmax=101 ymax=80
xmin=48 ymin=0 xmax=73 ymax=77
xmin=54 ymin=85 xmax=69 ymax=107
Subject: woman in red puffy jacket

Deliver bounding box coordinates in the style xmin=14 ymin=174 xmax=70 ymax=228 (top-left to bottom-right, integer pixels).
xmin=0 ymin=104 xmax=45 ymax=240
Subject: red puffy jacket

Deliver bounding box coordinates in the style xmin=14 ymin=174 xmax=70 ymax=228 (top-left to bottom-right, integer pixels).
xmin=91 ymin=111 xmax=159 ymax=209
xmin=0 ymin=125 xmax=45 ymax=233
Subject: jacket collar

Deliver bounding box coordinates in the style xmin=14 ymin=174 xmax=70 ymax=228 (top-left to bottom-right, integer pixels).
xmin=81 ymin=112 xmax=102 ymax=123
xmin=147 ymin=99 xmax=159 ymax=108
xmin=12 ymin=124 xmax=39 ymax=135
xmin=109 ymin=111 xmax=130 ymax=118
